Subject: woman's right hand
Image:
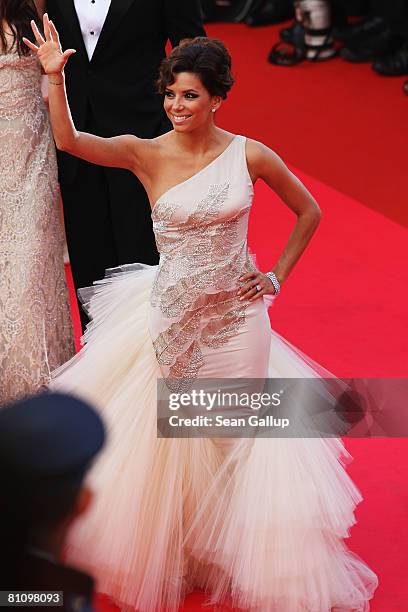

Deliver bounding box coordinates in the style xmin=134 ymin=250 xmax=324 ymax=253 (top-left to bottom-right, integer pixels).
xmin=23 ymin=13 xmax=76 ymax=75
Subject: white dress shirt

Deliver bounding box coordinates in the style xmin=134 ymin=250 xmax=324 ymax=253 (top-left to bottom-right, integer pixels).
xmin=74 ymin=0 xmax=111 ymax=60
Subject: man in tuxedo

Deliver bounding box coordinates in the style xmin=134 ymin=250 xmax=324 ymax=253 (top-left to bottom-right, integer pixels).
xmin=46 ymin=1 xmax=205 ymax=330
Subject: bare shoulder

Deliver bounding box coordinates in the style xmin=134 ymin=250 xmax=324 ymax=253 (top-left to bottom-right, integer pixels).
xmin=245 ymin=138 xmax=283 ymax=166
xmin=148 ymin=132 xmax=175 ymax=156
xmin=127 ymin=134 xmax=177 ymax=193
xmin=125 ymin=135 xmax=160 ymax=169
xmin=129 ymin=135 xmax=156 ymax=156
xmin=245 ymin=137 xmax=288 ymax=182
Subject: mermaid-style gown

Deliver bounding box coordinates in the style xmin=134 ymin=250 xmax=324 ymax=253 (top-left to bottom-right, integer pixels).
xmin=51 ymin=135 xmax=378 ymax=611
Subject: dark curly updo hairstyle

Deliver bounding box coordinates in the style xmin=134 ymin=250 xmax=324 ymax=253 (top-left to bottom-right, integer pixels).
xmin=157 ymin=37 xmax=234 ymax=100
xmin=0 ymin=0 xmax=42 ymax=56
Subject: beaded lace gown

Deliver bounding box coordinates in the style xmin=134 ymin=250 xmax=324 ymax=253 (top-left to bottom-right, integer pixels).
xmin=0 ymin=51 xmax=74 ymax=403
xmin=51 ymin=135 xmax=378 ymax=611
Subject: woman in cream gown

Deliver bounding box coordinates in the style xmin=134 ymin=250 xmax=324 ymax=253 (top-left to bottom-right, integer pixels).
xmin=25 ymin=16 xmax=378 ymax=612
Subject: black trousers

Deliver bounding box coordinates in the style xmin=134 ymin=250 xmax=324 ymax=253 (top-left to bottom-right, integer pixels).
xmin=373 ymin=0 xmax=408 ymax=38
xmin=61 ymin=144 xmax=159 ymax=332
xmin=333 ymin=1 xmax=408 ymax=35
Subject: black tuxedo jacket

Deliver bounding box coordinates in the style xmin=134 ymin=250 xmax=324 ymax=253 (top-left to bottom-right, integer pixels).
xmin=46 ymin=0 xmax=205 ymax=182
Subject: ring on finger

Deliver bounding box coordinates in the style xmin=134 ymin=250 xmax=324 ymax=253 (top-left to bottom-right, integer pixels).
xmin=256 ymin=284 xmax=262 ymax=292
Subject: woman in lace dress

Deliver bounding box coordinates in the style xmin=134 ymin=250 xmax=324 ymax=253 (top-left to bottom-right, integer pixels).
xmin=25 ymin=15 xmax=378 ymax=612
xmin=0 ymin=1 xmax=74 ymax=404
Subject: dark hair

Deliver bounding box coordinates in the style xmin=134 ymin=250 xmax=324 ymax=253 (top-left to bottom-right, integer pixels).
xmin=0 ymin=0 xmax=41 ymax=56
xmin=157 ymin=37 xmax=234 ymax=100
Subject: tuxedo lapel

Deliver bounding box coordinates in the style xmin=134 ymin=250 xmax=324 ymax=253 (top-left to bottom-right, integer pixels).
xmin=91 ymin=0 xmax=137 ymax=62
xmin=54 ymin=0 xmax=88 ymax=61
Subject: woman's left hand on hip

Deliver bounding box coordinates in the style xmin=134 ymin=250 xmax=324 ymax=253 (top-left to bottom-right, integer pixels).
xmin=238 ymin=272 xmax=275 ymax=302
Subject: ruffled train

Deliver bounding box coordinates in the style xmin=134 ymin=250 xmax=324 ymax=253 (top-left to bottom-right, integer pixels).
xmin=51 ymin=264 xmax=378 ymax=611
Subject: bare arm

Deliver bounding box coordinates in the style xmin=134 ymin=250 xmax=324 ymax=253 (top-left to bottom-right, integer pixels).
xmin=239 ymin=139 xmax=321 ymax=301
xmin=23 ymin=14 xmax=145 ymax=172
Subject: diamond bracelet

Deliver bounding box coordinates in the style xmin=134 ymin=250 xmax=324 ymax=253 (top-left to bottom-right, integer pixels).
xmin=265 ymin=271 xmax=281 ymax=295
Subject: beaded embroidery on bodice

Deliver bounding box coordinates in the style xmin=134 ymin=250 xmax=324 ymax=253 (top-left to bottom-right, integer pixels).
xmin=149 ymin=135 xmax=257 ymax=389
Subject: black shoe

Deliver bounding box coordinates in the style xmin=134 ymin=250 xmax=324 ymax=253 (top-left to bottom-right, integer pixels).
xmin=280 ymin=21 xmax=305 ymax=46
xmin=333 ymin=16 xmax=385 ymax=44
xmin=373 ymin=43 xmax=408 ymax=76
xmin=268 ymin=36 xmax=336 ymax=66
xmin=268 ymin=41 xmax=305 ymax=66
xmin=340 ymin=29 xmax=403 ymax=63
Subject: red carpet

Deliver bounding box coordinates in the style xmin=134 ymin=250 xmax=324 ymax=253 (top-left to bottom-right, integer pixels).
xmin=65 ymin=21 xmax=408 ymax=612
xmin=211 ymin=23 xmax=408 ymax=229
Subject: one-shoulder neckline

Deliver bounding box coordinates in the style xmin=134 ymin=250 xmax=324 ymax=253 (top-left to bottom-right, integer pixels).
xmin=152 ymin=134 xmax=240 ymax=211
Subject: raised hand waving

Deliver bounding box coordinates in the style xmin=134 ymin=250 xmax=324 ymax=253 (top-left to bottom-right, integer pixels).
xmin=23 ymin=13 xmax=76 ymax=75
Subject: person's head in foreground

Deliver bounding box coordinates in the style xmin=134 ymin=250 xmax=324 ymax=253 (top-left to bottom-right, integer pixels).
xmin=0 ymin=392 xmax=105 ymax=588
xmin=157 ymin=37 xmax=234 ymax=133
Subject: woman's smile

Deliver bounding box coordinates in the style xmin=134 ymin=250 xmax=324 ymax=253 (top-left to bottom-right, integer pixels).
xmin=171 ymin=114 xmax=192 ymax=124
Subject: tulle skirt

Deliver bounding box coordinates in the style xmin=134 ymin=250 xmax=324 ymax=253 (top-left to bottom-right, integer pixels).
xmin=51 ymin=264 xmax=378 ymax=611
